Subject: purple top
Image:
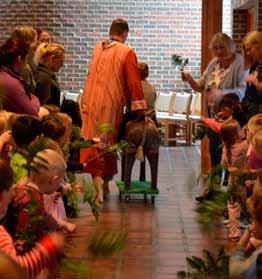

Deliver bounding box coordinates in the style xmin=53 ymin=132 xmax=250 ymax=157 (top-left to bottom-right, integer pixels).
xmin=248 ymin=148 xmax=262 ymax=169
xmin=0 ymin=66 xmax=40 ymax=116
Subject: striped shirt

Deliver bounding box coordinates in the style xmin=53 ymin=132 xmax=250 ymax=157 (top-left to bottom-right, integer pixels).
xmin=0 ymin=225 xmax=58 ymax=279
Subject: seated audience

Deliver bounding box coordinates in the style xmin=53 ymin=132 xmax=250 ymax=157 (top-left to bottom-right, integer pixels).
xmin=34 ymin=43 xmax=65 ymax=106
xmin=11 ymin=25 xmax=38 ymax=94
xmin=0 ymin=38 xmax=40 ymax=116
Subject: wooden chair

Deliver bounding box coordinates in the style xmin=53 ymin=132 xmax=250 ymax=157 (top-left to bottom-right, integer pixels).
xmin=188 ymin=92 xmax=201 ymax=145
xmin=155 ymin=92 xmax=174 ymax=144
xmin=166 ymin=92 xmax=192 ymax=145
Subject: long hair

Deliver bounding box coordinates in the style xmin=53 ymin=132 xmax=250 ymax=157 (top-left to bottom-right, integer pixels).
xmin=242 ymin=31 xmax=262 ymax=68
xmin=220 ymin=119 xmax=241 ymax=166
xmin=11 ymin=25 xmax=37 ymax=45
xmin=0 ymin=38 xmax=29 ymax=67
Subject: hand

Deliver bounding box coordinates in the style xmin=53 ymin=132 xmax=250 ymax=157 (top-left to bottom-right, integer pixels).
xmin=64 ymin=222 xmax=76 ymax=233
xmin=38 ymin=107 xmax=50 ymax=119
xmin=246 ymin=72 xmax=258 ymax=86
xmin=49 ymin=232 xmax=65 ymax=252
xmin=0 ymin=131 xmax=13 ymax=159
xmin=181 ymin=71 xmax=192 ymax=82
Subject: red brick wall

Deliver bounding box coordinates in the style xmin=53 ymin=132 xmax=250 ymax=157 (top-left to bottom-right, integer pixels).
xmin=0 ymin=0 xmax=202 ymax=93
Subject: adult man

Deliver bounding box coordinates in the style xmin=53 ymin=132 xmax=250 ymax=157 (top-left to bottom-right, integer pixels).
xmin=80 ymin=18 xmax=146 ymax=201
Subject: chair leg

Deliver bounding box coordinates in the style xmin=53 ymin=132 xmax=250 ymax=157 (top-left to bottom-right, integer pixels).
xmin=165 ymin=124 xmax=169 ymax=146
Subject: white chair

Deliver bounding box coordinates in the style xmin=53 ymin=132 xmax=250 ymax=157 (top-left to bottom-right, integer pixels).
xmin=155 ymin=92 xmax=174 ymax=144
xmin=165 ymin=92 xmax=192 ymax=145
xmin=63 ymin=91 xmax=80 ymax=102
xmin=188 ymin=92 xmax=201 ymax=145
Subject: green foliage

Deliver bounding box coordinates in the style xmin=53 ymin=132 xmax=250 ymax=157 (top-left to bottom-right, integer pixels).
xmin=203 ymin=164 xmax=224 ymax=194
xmin=88 ymin=230 xmax=127 ymax=257
xmin=82 ymin=179 xmax=100 ymax=222
xmin=95 ymin=123 xmax=114 ymax=134
xmin=105 ymin=140 xmax=128 ymax=160
xmin=177 ymin=248 xmax=230 ymax=279
xmin=16 ymin=196 xmax=45 ymax=252
xmin=59 ymin=258 xmax=91 ymax=279
xmin=195 ymin=125 xmax=213 ymax=140
xmin=64 ymin=172 xmax=81 ymax=218
xmin=171 ymin=54 xmax=189 ymax=71
xmin=195 ymin=165 xmax=228 ymax=232
xmin=196 ymin=190 xmax=228 ymax=232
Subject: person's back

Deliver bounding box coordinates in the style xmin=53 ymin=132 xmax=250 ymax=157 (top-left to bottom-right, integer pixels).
xmin=81 ymin=18 xmax=146 ymax=145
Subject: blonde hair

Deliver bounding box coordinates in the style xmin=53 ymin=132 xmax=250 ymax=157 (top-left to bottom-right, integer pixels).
xmin=242 ymin=31 xmax=262 ymax=68
xmin=0 ymin=111 xmax=18 ymax=134
xmin=11 ymin=25 xmax=37 ymax=45
xmin=247 ymin=114 xmax=262 ymax=142
xmin=220 ymin=119 xmax=241 ymax=166
xmin=252 ymin=130 xmax=262 ymax=150
xmin=209 ymin=33 xmax=235 ymax=54
xmin=34 ymin=42 xmax=65 ymax=66
xmin=32 ymin=149 xmax=66 ymax=177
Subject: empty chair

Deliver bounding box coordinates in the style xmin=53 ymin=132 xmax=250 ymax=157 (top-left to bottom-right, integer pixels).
xmin=188 ymin=92 xmax=201 ymax=145
xmin=165 ymin=92 xmax=192 ymax=145
xmin=155 ymin=92 xmax=174 ymax=144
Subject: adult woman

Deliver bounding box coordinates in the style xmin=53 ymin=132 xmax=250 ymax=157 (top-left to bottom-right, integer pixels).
xmin=242 ymin=31 xmax=262 ymax=119
xmin=182 ymin=33 xmax=246 ymax=167
xmin=0 ymin=38 xmax=40 ymax=116
xmin=11 ymin=25 xmax=38 ymax=94
xmin=34 ymin=43 xmax=65 ymax=106
xmin=183 ymin=33 xmax=246 ymax=114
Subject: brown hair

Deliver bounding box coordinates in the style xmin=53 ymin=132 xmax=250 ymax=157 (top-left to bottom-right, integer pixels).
xmin=0 ymin=159 xmax=13 ymax=192
xmin=138 ymin=62 xmax=149 ymax=80
xmin=41 ymin=114 xmax=66 ymax=141
xmin=11 ymin=25 xmax=37 ymax=45
xmin=0 ymin=38 xmax=29 ymax=66
xmin=220 ymin=119 xmax=241 ymax=166
xmin=109 ymin=18 xmax=129 ymax=36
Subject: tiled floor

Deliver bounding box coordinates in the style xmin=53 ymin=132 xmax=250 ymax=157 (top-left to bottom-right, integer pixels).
xmin=65 ymin=146 xmax=229 ymax=279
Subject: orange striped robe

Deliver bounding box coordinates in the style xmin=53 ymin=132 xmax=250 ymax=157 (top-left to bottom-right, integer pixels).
xmin=81 ymin=40 xmax=146 ymax=144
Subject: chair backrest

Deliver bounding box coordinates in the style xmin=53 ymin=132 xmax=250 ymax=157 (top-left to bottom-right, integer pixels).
xmin=155 ymin=92 xmax=174 ymax=113
xmin=190 ymin=92 xmax=201 ymax=115
xmin=171 ymin=92 xmax=192 ymax=115
xmin=63 ymin=91 xmax=82 ymax=103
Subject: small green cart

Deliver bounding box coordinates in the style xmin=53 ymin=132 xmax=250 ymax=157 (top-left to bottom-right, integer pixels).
xmin=116 ymin=180 xmax=159 ymax=204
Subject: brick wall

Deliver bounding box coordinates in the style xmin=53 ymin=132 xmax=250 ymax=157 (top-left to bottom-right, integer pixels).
xmin=0 ymin=0 xmax=202 ymax=93
xmin=232 ymin=9 xmax=248 ymax=52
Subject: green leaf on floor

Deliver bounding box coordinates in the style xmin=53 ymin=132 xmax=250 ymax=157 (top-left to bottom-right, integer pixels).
xmin=88 ymin=230 xmax=127 ymax=257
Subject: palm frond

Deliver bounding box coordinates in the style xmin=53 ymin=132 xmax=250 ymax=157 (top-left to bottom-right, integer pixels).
xmin=88 ymin=231 xmax=127 ymax=257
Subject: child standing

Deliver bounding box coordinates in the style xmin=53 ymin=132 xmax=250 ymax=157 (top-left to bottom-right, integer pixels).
xmin=220 ymin=119 xmax=248 ymax=241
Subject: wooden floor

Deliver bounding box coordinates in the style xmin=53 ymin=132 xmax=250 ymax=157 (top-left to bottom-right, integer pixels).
xmin=64 ymin=146 xmax=230 ymax=279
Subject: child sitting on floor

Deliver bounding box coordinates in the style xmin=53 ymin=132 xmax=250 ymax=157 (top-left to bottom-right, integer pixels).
xmin=0 ymin=158 xmax=64 ymax=278
xmin=6 ymin=149 xmax=67 ymax=253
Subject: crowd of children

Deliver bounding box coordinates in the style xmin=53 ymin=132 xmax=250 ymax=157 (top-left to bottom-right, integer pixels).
xmin=0 ymin=25 xmax=97 ymax=278
xmin=199 ymin=76 xmax=262 ymax=277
